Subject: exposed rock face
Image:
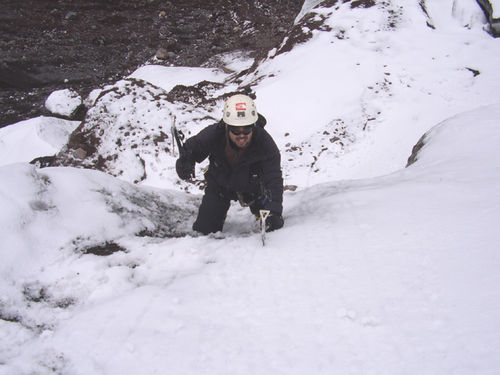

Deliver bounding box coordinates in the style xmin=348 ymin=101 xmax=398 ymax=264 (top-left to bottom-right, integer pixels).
xmin=0 ymin=0 xmax=303 ymax=127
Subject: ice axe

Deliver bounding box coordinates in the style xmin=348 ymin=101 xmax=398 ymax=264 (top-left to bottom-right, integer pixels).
xmin=171 ymin=117 xmax=184 ymax=157
xmin=259 ymin=209 xmax=270 ymax=246
xmin=171 ymin=117 xmax=195 ymax=178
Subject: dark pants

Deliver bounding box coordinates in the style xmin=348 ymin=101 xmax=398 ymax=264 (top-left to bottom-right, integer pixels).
xmin=193 ymin=184 xmax=231 ymax=234
xmin=192 ymin=184 xmax=263 ymax=235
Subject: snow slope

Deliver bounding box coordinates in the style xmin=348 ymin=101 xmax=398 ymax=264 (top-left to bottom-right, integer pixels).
xmin=250 ymin=0 xmax=499 ymax=184
xmin=1 ymin=103 xmax=499 ymax=375
xmin=1 ymin=0 xmax=500 ymax=373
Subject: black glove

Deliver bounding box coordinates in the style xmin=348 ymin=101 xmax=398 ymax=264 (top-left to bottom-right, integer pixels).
xmin=176 ymin=155 xmax=195 ymax=180
xmin=266 ymin=213 xmax=284 ymax=232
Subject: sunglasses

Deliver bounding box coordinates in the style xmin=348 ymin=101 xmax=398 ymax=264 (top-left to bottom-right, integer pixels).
xmin=228 ymin=125 xmax=254 ymax=135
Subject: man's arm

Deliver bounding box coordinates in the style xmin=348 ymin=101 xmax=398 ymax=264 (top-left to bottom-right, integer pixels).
xmin=176 ymin=124 xmax=220 ymax=180
xmin=184 ymin=123 xmax=221 ymax=163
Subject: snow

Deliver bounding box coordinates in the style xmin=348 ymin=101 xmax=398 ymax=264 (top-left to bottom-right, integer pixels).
xmin=295 ymin=0 xmax=324 ymax=22
xmin=0 ymin=117 xmax=79 ymax=165
xmin=128 ymin=65 xmax=228 ymax=91
xmin=2 ymin=104 xmax=500 ymax=374
xmin=211 ymin=51 xmax=255 ymax=72
xmin=44 ymin=89 xmax=82 ymax=117
xmin=250 ymin=0 xmax=498 ymax=184
xmin=1 ymin=1 xmax=500 ymax=374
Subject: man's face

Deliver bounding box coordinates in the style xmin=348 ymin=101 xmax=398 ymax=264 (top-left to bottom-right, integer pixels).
xmin=228 ymin=125 xmax=253 ymax=149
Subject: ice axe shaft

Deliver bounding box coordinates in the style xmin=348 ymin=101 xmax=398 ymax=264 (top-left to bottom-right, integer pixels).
xmin=171 ymin=117 xmax=185 ymax=158
xmin=259 ymin=209 xmax=270 ymax=246
xmin=171 ymin=118 xmax=195 ymax=179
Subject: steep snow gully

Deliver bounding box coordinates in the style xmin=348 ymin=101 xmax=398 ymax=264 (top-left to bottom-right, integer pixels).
xmin=1 ymin=0 xmax=500 ymax=374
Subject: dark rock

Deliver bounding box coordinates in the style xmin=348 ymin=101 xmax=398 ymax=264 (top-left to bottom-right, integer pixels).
xmin=82 ymin=241 xmax=126 ymax=256
xmin=466 ymin=67 xmax=481 ymax=77
xmin=30 ymin=155 xmax=57 ymax=168
xmin=0 ymin=0 xmax=302 ymax=128
xmin=476 ymin=0 xmax=500 ymax=36
xmin=155 ymin=47 xmax=170 ymax=60
xmin=406 ymin=134 xmax=427 ymax=167
xmin=350 ymin=0 xmax=376 ymax=8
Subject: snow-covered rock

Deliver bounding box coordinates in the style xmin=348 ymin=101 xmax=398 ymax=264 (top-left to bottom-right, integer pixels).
xmin=51 ymin=79 xmax=176 ymax=184
xmin=44 ymin=89 xmax=83 ymax=118
xmin=83 ymin=88 xmax=103 ymax=108
xmin=49 ymin=76 xmax=228 ymax=188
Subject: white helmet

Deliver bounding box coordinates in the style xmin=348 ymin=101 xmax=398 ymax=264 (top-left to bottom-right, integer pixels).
xmin=223 ymin=94 xmax=258 ymax=126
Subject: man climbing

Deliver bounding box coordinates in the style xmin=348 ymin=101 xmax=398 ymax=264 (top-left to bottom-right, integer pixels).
xmin=175 ymin=93 xmax=284 ymax=235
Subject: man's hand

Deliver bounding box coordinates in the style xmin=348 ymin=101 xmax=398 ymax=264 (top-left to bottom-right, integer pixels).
xmin=266 ymin=213 xmax=284 ymax=232
xmin=176 ymin=156 xmax=195 ymax=180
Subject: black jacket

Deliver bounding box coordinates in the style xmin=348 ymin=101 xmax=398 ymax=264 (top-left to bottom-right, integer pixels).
xmin=184 ymin=115 xmax=283 ymax=214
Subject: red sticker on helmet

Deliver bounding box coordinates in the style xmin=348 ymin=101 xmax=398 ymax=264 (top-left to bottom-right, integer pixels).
xmin=235 ymin=102 xmax=247 ymax=111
